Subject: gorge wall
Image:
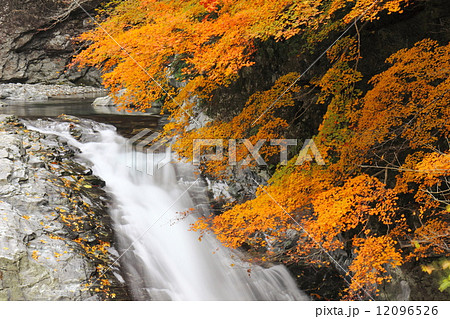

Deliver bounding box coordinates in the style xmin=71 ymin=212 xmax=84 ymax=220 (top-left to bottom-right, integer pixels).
xmin=0 ymin=0 xmax=102 ymax=85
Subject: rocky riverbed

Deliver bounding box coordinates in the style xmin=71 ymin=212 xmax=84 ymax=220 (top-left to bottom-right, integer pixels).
xmin=0 ymin=114 xmax=128 ymax=300
xmin=0 ymin=84 xmax=105 ymax=103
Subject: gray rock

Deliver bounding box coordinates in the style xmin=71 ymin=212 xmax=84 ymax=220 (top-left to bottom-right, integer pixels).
xmin=397 ymin=280 xmax=411 ymax=301
xmin=0 ymin=158 xmax=12 ymax=184
xmin=0 ymin=0 xmax=104 ymax=85
xmin=0 ymin=83 xmax=106 ymax=102
xmin=0 ymin=201 xmax=91 ymax=301
xmin=92 ymin=95 xmax=114 ymax=107
xmin=92 ymin=92 xmax=161 ymax=115
xmin=185 ymin=101 xmax=213 ymax=132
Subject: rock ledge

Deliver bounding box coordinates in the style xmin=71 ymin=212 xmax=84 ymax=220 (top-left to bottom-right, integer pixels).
xmin=0 ymin=115 xmax=128 ymax=300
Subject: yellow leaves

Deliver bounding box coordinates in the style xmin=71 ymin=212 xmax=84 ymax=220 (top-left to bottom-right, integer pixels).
xmin=100 ymin=279 xmax=111 ymax=286
xmin=48 ymin=234 xmax=65 ymax=241
xmin=395 ymin=150 xmax=450 ymax=212
xmin=32 ymin=250 xmax=40 ymax=261
xmin=22 ymin=215 xmax=31 ymax=220
xmin=77 ymin=240 xmax=111 ymax=258
xmin=348 ymin=236 xmax=402 ymax=298
xmin=326 ymin=36 xmax=360 ymax=64
xmin=419 ymin=259 xmax=450 ymax=292
xmin=442 ymin=260 xmax=450 ymax=270
xmin=82 ymin=263 xmax=116 ymax=299
xmin=190 ymin=216 xmax=211 ymax=233
xmin=421 ymin=264 xmax=436 ymax=275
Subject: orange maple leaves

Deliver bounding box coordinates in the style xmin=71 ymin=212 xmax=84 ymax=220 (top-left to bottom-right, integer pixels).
xmin=328 ymin=0 xmax=410 ymax=23
xmin=348 ymin=236 xmax=402 ymax=298
xmin=72 ymin=0 xmax=406 ymax=117
xmin=309 ymin=175 xmax=398 ymax=250
xmin=73 ymin=0 xmax=323 ymax=113
xmin=354 ymin=39 xmax=450 ymax=151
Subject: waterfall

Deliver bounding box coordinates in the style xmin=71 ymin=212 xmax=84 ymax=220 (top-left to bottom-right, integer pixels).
xmin=26 ymin=118 xmax=307 ymax=301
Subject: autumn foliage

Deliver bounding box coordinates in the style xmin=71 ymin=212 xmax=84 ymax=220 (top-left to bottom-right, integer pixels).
xmin=73 ymin=0 xmax=449 ymax=299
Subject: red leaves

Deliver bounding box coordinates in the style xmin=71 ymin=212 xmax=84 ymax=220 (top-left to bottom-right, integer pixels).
xmin=200 ymin=0 xmax=222 ymax=13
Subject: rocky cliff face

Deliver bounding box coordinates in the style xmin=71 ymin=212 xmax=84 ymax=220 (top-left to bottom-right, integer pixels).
xmin=0 ymin=0 xmax=102 ymax=85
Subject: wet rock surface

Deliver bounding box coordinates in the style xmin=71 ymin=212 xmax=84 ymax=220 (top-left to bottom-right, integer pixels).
xmin=0 ymin=114 xmax=129 ymax=300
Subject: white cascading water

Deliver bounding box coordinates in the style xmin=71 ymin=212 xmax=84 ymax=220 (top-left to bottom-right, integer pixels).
xmin=27 ymin=118 xmax=307 ymax=301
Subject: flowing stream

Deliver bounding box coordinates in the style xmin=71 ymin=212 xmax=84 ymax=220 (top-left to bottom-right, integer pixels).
xmin=26 ymin=118 xmax=307 ymax=301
